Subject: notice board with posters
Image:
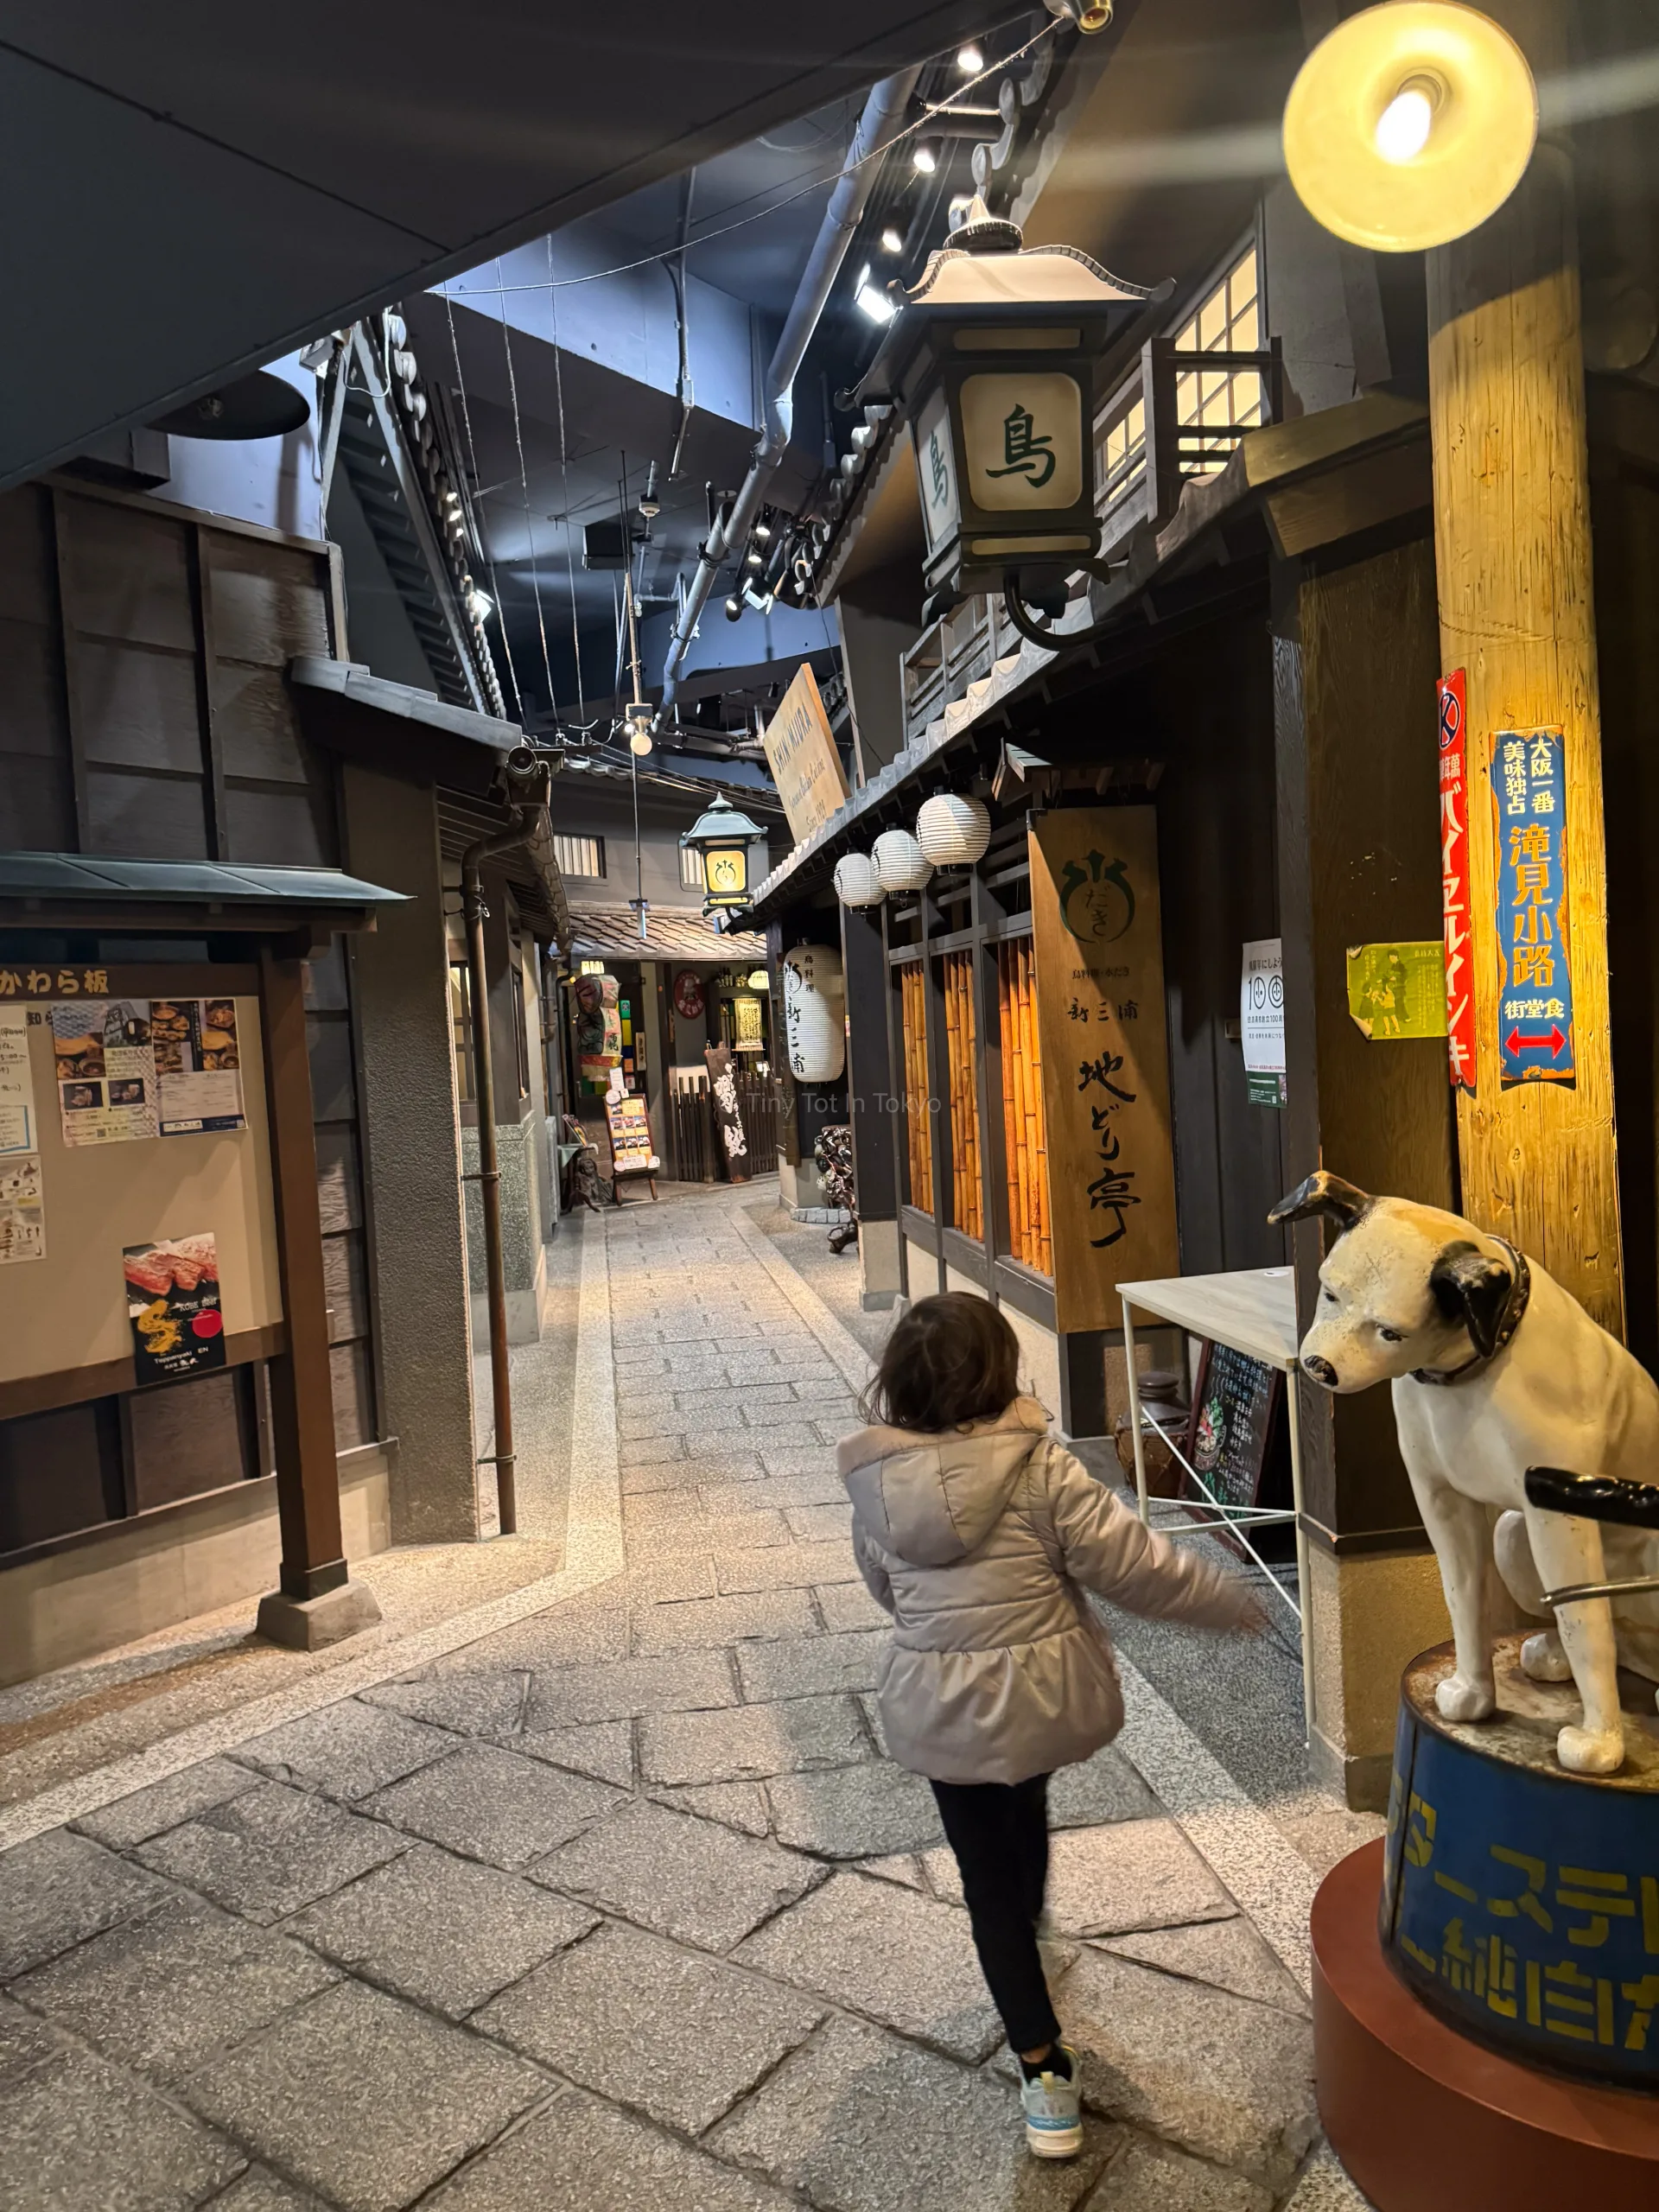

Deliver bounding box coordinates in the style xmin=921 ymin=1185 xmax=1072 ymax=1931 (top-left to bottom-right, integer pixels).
xmin=0 ymin=979 xmax=281 ymax=1403
xmin=1029 ymin=808 xmax=1179 ymax=1332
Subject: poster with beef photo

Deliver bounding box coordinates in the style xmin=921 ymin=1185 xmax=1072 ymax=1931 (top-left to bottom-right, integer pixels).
xmin=123 ymin=1231 xmax=226 ymax=1382
xmin=153 ymin=998 xmax=245 ymax=1136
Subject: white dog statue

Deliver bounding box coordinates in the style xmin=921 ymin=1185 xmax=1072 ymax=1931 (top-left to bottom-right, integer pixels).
xmin=1271 ymin=1171 xmax=1659 ymax=1775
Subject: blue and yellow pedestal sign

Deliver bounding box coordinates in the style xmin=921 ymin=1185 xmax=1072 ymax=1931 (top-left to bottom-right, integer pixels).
xmin=1490 ymin=728 xmax=1575 ymax=1089
xmin=1381 ymin=1640 xmax=1659 ymax=2088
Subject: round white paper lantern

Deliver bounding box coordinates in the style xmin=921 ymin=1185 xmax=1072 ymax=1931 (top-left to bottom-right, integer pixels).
xmin=873 ymin=828 xmax=932 ymax=893
xmin=917 ymin=792 xmax=992 ymax=867
xmin=834 ymin=852 xmax=886 ymax=907
xmin=782 ymin=944 xmax=846 ymax=1083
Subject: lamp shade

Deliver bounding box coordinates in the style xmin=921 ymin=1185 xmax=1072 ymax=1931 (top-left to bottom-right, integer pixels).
xmin=834 ymin=852 xmax=887 ymax=907
xmin=782 ymin=945 xmax=846 ymax=1082
xmin=917 ymin=793 xmax=993 ymax=867
xmin=1283 ymin=3 xmax=1536 ymax=254
xmin=873 ymin=829 xmax=933 ymax=893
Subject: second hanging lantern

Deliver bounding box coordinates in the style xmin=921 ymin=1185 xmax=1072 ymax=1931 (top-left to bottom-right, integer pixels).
xmin=873 ymin=828 xmax=932 ymax=893
xmin=916 ymin=792 xmax=992 ymax=868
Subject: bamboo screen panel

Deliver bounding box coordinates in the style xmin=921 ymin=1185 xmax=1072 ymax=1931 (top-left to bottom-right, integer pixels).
xmin=997 ymin=938 xmax=1052 ymax=1274
xmin=942 ymin=950 xmax=983 ymax=1240
xmin=899 ymin=962 xmax=934 ymax=1216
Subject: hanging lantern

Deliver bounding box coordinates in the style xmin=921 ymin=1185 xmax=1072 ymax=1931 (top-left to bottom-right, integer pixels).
xmin=855 ymin=196 xmax=1162 ymax=607
xmin=834 ymin=852 xmax=887 ymax=907
xmin=917 ymin=792 xmax=992 ymax=867
xmin=681 ymin=791 xmax=770 ymax=913
xmin=873 ymin=829 xmax=933 ymax=893
xmin=782 ymin=944 xmax=846 ymax=1083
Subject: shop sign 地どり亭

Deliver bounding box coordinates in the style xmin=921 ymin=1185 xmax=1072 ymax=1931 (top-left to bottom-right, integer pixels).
xmin=1490 ymin=728 xmax=1575 ymax=1090
xmin=1030 ymin=809 xmax=1179 ymax=1333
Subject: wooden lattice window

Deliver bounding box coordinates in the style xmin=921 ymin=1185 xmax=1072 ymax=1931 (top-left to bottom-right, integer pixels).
xmin=997 ymin=938 xmax=1051 ymax=1275
xmin=942 ymin=950 xmax=983 ymax=1241
xmin=899 ymin=961 xmax=933 ymax=1217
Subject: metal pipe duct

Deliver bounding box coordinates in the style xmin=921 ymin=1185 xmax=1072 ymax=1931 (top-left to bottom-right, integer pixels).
xmin=658 ymin=65 xmax=921 ymax=720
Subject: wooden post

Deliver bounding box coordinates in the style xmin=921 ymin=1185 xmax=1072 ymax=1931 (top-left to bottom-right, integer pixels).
xmin=1426 ymin=32 xmax=1623 ymax=1337
xmin=256 ymin=942 xmax=382 ymax=1647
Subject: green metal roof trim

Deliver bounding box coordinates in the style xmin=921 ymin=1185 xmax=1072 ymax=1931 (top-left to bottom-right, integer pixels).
xmin=0 ymin=854 xmax=409 ymax=906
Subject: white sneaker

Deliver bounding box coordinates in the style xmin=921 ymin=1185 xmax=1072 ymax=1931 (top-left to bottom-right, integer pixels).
xmin=1020 ymin=2045 xmax=1083 ymax=2159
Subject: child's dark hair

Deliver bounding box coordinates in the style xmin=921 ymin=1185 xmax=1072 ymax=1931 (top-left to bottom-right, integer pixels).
xmin=861 ymin=1293 xmax=1021 ymax=1432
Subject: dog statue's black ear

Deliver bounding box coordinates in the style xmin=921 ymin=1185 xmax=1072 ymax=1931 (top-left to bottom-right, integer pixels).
xmin=1268 ymin=1171 xmax=1372 ymax=1236
xmin=1428 ymin=1243 xmax=1513 ymax=1358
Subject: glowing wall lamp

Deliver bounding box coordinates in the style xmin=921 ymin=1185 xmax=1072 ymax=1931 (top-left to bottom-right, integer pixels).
xmin=1283 ymin=3 xmax=1536 ymax=253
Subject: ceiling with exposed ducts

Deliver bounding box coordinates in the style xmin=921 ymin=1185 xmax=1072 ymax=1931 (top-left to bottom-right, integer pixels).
xmin=0 ymin=0 xmax=996 ymax=489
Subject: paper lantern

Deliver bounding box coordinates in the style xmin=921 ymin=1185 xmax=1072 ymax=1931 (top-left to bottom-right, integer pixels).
xmin=917 ymin=792 xmax=992 ymax=867
xmin=834 ymin=852 xmax=886 ymax=907
xmin=782 ymin=944 xmax=846 ymax=1083
xmin=873 ymin=829 xmax=932 ymax=893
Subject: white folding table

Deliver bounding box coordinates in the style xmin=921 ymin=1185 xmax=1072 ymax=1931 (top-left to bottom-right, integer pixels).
xmin=1117 ymin=1266 xmax=1312 ymax=1733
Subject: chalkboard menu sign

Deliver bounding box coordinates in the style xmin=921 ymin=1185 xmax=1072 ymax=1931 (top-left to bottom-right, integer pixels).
xmin=1182 ymin=1340 xmax=1285 ymax=1516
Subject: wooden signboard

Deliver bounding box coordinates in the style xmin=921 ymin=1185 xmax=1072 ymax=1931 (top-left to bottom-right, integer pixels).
xmin=1029 ymin=807 xmax=1179 ymax=1332
xmin=763 ymin=663 xmax=850 ymax=847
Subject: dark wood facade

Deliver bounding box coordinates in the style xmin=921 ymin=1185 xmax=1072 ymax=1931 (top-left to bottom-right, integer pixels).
xmin=0 ymin=480 xmax=376 ymax=1564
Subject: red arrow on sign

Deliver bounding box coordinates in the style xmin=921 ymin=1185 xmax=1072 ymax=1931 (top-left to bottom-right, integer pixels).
xmin=1506 ymin=1025 xmax=1567 ymax=1058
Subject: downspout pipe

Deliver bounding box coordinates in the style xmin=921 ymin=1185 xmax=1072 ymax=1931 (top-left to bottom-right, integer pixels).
xmin=658 ymin=64 xmax=921 ymax=721
xmin=461 ymin=750 xmax=552 ymax=1538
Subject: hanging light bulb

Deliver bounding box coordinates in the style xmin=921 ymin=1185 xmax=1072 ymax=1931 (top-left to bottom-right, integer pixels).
xmin=956 ymin=41 xmax=984 ymax=73
xmin=724 ymin=594 xmax=743 ymax=621
xmin=753 ymin=521 xmax=772 ymax=545
xmin=912 ymin=140 xmax=938 ymax=175
xmin=878 ymin=224 xmax=906 ymax=257
xmin=1375 ymin=76 xmax=1438 ymax=162
xmin=1282 ymin=3 xmax=1536 ymax=253
xmin=629 ymin=728 xmax=652 ymax=756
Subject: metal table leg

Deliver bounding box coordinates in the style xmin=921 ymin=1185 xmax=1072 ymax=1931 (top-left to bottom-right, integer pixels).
xmin=1122 ymin=1295 xmax=1150 ymax=1525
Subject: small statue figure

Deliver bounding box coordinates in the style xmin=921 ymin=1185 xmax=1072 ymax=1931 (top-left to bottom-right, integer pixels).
xmin=1272 ymin=1171 xmax=1659 ymax=1776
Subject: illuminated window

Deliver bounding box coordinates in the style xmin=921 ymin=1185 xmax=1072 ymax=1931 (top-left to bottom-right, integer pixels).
xmin=553 ymin=834 xmax=605 ymax=880
xmin=680 ymin=845 xmax=706 ymax=892
xmin=1173 ymin=244 xmax=1265 ymax=475
xmin=448 ymin=963 xmax=475 ymax=1103
xmin=1095 ymin=393 xmax=1147 ymax=517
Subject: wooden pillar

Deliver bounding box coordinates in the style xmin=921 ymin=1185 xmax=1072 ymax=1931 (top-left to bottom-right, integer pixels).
xmin=840 ymin=897 xmax=901 ymax=1306
xmin=1426 ymin=34 xmax=1623 ymax=1336
xmin=256 ymin=941 xmax=382 ymax=1648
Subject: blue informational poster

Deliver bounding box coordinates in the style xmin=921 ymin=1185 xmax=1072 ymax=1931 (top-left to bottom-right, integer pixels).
xmin=1490 ymin=729 xmax=1575 ymax=1089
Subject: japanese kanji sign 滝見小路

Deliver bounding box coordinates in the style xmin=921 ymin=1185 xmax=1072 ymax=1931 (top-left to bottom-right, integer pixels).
xmin=1490 ymin=728 xmax=1574 ymax=1090
xmin=1437 ymin=670 xmax=1477 ymax=1093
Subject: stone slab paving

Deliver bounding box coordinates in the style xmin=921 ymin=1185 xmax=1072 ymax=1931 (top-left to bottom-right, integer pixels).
xmin=0 ymin=1188 xmax=1351 ymax=2209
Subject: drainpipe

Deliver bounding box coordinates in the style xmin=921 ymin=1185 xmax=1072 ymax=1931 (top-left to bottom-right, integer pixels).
xmin=658 ymin=64 xmax=922 ymax=721
xmin=461 ymin=749 xmax=552 ymax=1537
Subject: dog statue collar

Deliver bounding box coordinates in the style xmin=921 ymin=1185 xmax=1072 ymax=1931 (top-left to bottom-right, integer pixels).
xmin=1411 ymin=1240 xmax=1531 ymax=1387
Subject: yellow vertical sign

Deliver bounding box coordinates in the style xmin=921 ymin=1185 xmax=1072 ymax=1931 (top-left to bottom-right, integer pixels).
xmin=1029 ymin=808 xmax=1179 ymax=1332
xmin=762 ymin=663 xmax=850 ymax=847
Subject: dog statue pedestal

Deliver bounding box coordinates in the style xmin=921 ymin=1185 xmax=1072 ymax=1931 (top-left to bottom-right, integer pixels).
xmin=1313 ymin=1636 xmax=1659 ymax=2209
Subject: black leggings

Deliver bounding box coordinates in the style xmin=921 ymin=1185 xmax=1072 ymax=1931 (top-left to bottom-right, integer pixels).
xmin=930 ymin=1772 xmax=1060 ymax=2054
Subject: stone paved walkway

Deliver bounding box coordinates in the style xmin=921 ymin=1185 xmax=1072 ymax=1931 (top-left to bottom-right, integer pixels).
xmin=0 ymin=1185 xmax=1366 ymax=2212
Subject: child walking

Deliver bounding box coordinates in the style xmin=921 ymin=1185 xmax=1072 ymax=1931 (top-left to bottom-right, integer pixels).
xmin=837 ymin=1294 xmax=1261 ymax=2160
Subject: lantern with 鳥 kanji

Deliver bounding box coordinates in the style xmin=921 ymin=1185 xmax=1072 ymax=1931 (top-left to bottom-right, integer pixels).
xmin=855 ymin=200 xmax=1166 ymax=611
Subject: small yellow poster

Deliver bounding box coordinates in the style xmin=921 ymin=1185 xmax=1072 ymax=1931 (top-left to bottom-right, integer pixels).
xmin=1344 ymin=942 xmax=1448 ymax=1040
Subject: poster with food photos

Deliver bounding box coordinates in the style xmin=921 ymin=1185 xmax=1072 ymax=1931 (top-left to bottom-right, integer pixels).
xmin=123 ymin=1231 xmax=226 ymax=1382
xmin=152 ymin=998 xmax=245 ymax=1135
xmin=51 ymin=1000 xmax=160 ymax=1147
xmin=0 ymin=1150 xmax=45 ymax=1265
